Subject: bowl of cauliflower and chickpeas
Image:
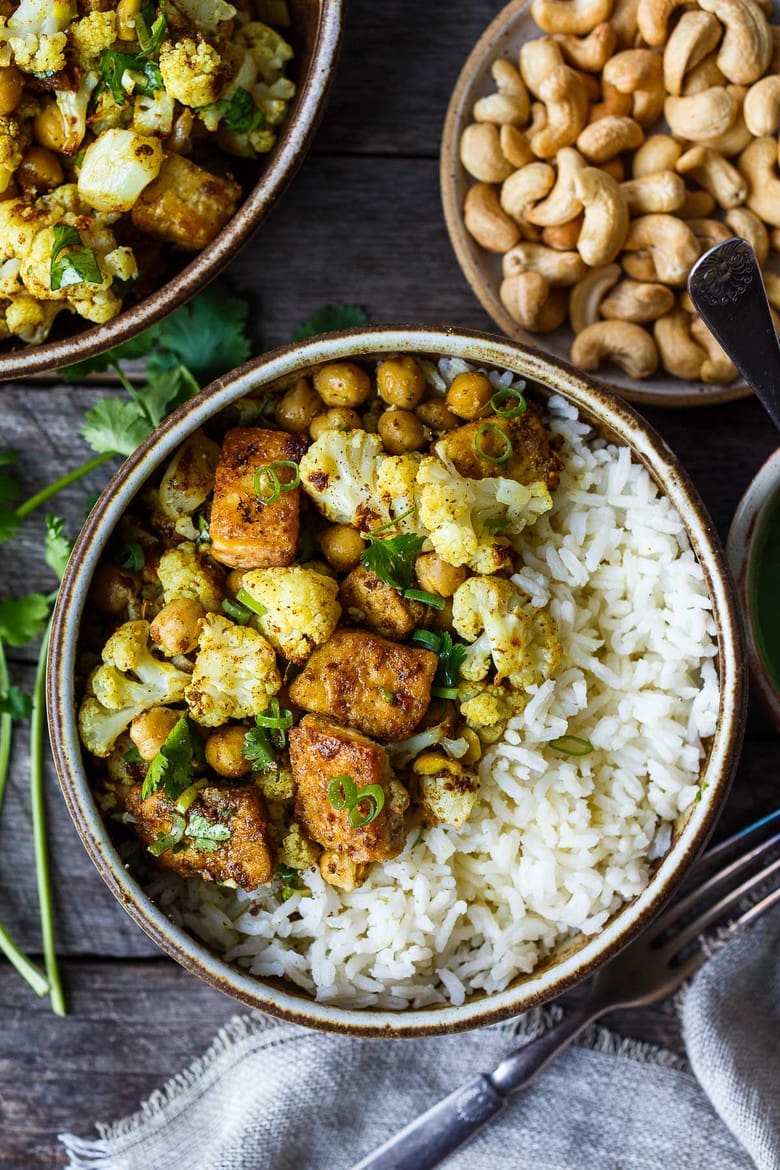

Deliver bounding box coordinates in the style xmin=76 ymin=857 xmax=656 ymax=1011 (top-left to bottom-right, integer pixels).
xmin=0 ymin=0 xmax=343 ymax=377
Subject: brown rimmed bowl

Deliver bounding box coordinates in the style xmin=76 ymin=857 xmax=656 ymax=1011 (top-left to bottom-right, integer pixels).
xmin=0 ymin=0 xmax=344 ymax=382
xmin=48 ymin=326 xmax=746 ymax=1036
xmin=440 ymin=0 xmax=767 ymax=409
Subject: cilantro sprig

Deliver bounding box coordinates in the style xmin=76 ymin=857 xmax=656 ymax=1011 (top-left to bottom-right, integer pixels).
xmin=142 ymin=717 xmax=202 ymax=803
xmin=293 ymin=305 xmax=368 ymax=340
xmin=50 ymin=225 xmax=102 ymax=293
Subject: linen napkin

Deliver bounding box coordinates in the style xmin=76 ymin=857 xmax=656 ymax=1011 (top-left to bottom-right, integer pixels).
xmin=60 ymin=906 xmax=780 ymax=1170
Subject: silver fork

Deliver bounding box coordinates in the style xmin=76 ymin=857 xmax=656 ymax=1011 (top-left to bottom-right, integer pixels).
xmin=351 ymin=810 xmax=780 ymax=1170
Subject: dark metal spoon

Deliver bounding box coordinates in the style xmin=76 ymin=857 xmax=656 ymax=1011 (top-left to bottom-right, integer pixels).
xmin=687 ymin=237 xmax=780 ymax=430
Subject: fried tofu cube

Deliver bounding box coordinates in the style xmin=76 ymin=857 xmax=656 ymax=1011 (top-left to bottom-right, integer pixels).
xmin=131 ymin=153 xmax=242 ymax=250
xmin=339 ymin=566 xmax=416 ymax=641
xmin=436 ymin=402 xmax=562 ymax=489
xmin=289 ymin=714 xmax=407 ymax=864
xmin=210 ymin=428 xmax=307 ymax=569
xmin=123 ymin=784 xmax=275 ymax=890
xmin=288 ymin=629 xmax=438 ymax=740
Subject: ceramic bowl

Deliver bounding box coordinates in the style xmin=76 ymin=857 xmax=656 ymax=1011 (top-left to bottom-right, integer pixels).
xmin=48 ymin=326 xmax=745 ymax=1036
xmin=0 ymin=0 xmax=344 ymax=382
xmin=440 ymin=0 xmax=769 ymax=408
xmin=727 ymin=447 xmax=780 ymax=731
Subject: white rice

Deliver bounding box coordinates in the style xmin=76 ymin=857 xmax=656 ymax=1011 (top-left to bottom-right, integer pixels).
xmin=146 ymin=362 xmax=719 ymax=1009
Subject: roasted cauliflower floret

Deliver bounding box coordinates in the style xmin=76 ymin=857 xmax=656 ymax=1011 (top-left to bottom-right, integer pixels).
xmin=184 ymin=613 xmax=281 ymax=727
xmin=159 ymin=38 xmax=225 ymax=108
xmin=239 ymin=565 xmax=341 ymax=664
xmin=157 ymin=542 xmax=225 ymax=613
xmin=417 ymin=454 xmax=552 ymax=572
xmin=452 ymin=577 xmax=562 ymax=690
xmin=412 ymin=751 xmax=479 ymax=830
xmin=300 ymin=430 xmax=406 ymax=532
xmin=3 ymin=0 xmax=71 ymax=73
xmin=79 ymin=620 xmax=191 ymax=757
xmin=53 ymin=72 xmax=100 ymax=155
xmin=278 ymin=820 xmax=321 ymax=871
xmin=158 ymin=431 xmax=221 ymax=529
xmin=457 ymin=683 xmax=522 ymax=731
xmin=375 ymin=453 xmax=422 ymax=534
xmin=0 ymin=116 xmax=23 ymax=193
xmin=238 ymin=21 xmax=294 ymax=85
xmin=69 ymin=11 xmax=115 ymax=62
xmin=78 ymin=129 xmax=164 ymax=215
xmin=173 ymin=0 xmax=237 ymax=34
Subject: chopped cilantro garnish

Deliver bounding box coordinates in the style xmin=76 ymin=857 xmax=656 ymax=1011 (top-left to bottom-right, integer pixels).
xmin=185 ymin=812 xmax=231 ymax=853
xmin=361 ymin=531 xmax=425 ymax=592
xmin=50 ymin=225 xmax=102 ymax=293
xmin=141 ymin=717 xmax=201 ymax=802
xmin=203 ymin=87 xmax=265 ymax=133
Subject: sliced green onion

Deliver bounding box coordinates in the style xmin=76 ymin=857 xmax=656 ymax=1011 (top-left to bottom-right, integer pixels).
xmin=379 ymin=687 xmax=396 ymax=704
xmin=490 ymin=385 xmax=527 ymax=418
xmin=254 ymin=460 xmax=299 ymax=504
xmin=411 ymin=629 xmax=442 ymax=653
xmin=403 ymin=588 xmax=446 ymax=610
xmin=549 ymin=735 xmax=594 ymax=757
xmin=222 ymin=598 xmax=253 ymax=624
xmin=431 ymin=685 xmax=459 ymax=700
xmin=474 ymin=422 xmax=512 ymax=465
xmin=175 ymin=779 xmax=206 ymax=816
xmin=254 ymin=698 xmax=293 ymax=731
xmin=348 ymin=784 xmax=385 ymax=828
xmin=236 ymin=587 xmax=266 ymax=617
xmin=328 ymin=774 xmax=357 ymax=811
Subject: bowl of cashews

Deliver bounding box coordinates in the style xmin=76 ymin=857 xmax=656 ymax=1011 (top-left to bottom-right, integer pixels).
xmin=441 ymin=0 xmax=780 ymax=406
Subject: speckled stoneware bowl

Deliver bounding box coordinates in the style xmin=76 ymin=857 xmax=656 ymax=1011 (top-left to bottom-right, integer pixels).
xmin=440 ymin=0 xmax=776 ymax=408
xmin=0 ymin=0 xmax=344 ymax=382
xmin=727 ymin=447 xmax=780 ymax=732
xmin=48 ymin=326 xmax=745 ymax=1036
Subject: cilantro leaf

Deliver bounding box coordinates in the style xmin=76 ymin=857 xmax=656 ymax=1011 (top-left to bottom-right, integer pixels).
xmin=242 ymin=724 xmax=277 ymax=770
xmin=0 ymin=511 xmax=20 ymax=545
xmin=131 ymin=364 xmax=201 ymax=428
xmin=141 ymin=716 xmax=198 ymax=802
xmin=361 ymin=531 xmax=425 ymax=592
xmin=50 ymin=225 xmax=102 ymax=292
xmin=99 ymin=50 xmax=163 ymax=104
xmin=185 ymin=812 xmax=231 ymax=853
xmin=153 ymin=284 xmax=252 ymax=384
xmin=412 ymin=629 xmax=467 ymax=690
xmin=0 ymin=685 xmax=33 ymax=721
xmin=148 ymin=814 xmax=185 ymax=857
xmin=203 ymin=87 xmax=264 ymax=133
xmin=44 ymin=516 xmax=73 ymax=581
xmin=59 ymin=330 xmax=159 ymax=383
xmin=0 ymin=594 xmax=51 ymax=647
xmin=293 ymin=305 xmax=368 ymax=340
xmin=80 ymin=398 xmax=155 ymax=457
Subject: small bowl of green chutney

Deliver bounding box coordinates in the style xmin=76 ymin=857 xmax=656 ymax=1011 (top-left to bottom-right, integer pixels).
xmin=728 ymin=449 xmax=780 ymax=731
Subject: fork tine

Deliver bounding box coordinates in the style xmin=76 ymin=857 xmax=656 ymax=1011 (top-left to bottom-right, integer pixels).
xmin=663 ymin=855 xmax=780 ymax=961
xmin=699 ymin=809 xmax=780 ymax=871
xmin=733 ymin=881 xmax=780 ymax=931
xmin=660 ymin=827 xmax=780 ymax=931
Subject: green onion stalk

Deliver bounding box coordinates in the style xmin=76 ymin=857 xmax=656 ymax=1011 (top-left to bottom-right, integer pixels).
xmin=14 ymin=452 xmax=114 ymax=523
xmin=30 ymin=618 xmax=66 ymax=1015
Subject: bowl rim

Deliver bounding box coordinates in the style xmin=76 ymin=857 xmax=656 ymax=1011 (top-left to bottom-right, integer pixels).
xmin=0 ymin=0 xmax=345 ymax=382
xmin=47 ymin=324 xmax=746 ymax=1036
xmin=439 ymin=0 xmax=753 ymax=411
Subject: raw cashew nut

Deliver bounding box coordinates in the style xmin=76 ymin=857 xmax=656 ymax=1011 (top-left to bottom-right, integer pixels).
xmin=519 ymin=38 xmax=565 ymax=97
xmin=526 ymin=147 xmax=586 ymax=225
xmin=502 ymin=242 xmax=587 ymax=284
xmin=577 ymin=115 xmax=644 ymax=162
xmin=664 ymin=87 xmax=740 ymax=141
xmin=474 ymin=60 xmax=531 ymax=125
xmin=690 ymin=316 xmax=738 ymax=382
xmin=600 ymin=279 xmax=676 ymax=321
xmin=622 ymin=250 xmax=660 ymax=280
xmin=632 ymin=134 xmax=682 ymax=177
xmin=697 ymin=0 xmax=772 ymax=83
xmin=571 ymin=320 xmax=659 ymax=378
xmin=663 ymin=11 xmax=722 ymax=95
xmin=682 ymin=53 xmax=727 ymax=94
xmin=743 ymin=76 xmax=780 ymax=136
xmin=602 ymin=50 xmax=665 ymax=125
xmin=528 ymin=102 xmax=549 ymax=137
xmin=685 ymin=217 xmax=734 ymax=248
xmin=531 ymin=0 xmax=614 ymax=37
xmin=623 ymin=214 xmax=700 ymax=284
xmin=464 ymin=184 xmax=522 ymax=252
xmin=460 ymin=123 xmax=515 ymax=182
xmin=612 ymin=0 xmax=642 ymax=45
xmin=569 ymin=263 xmax=621 ymax=331
xmin=500 ymin=162 xmax=556 ymax=221
xmin=699 ymin=106 xmax=753 ymax=157
xmin=543 ymin=213 xmax=585 ymax=248
xmin=589 ymin=81 xmax=634 ymax=120
xmin=573 ymin=166 xmax=630 ymax=265
xmin=602 ymin=157 xmax=626 ymax=181
xmin=679 ymin=189 xmax=717 ymax=217
xmin=676 ymin=146 xmax=747 ymax=208
xmin=620 ymin=170 xmax=686 ymax=213
xmin=555 ymin=22 xmax=617 ymax=70
xmin=637 ymin=0 xmax=695 ymax=46
xmin=764 ymin=272 xmax=780 ymax=309
xmin=739 ymin=137 xmax=780 ymax=227
xmin=532 ymin=66 xmax=589 ymax=157
xmin=500 ymin=272 xmax=569 ymax=331
xmin=725 ymin=206 xmax=769 ymax=263
xmin=500 ymin=126 xmax=534 ymax=168
xmin=654 ymin=310 xmax=707 ymax=379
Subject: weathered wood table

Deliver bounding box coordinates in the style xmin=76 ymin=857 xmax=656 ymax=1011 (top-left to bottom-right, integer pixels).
xmin=0 ymin=1 xmax=777 ymax=1163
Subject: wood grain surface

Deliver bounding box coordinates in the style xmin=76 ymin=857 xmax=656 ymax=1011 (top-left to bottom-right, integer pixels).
xmin=0 ymin=0 xmax=777 ymax=1165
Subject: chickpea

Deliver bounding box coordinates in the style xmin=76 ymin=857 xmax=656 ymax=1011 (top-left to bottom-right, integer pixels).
xmin=226 ymin=569 xmax=246 ymax=594
xmin=459 ymin=728 xmax=482 ymax=767
xmin=274 ymin=377 xmax=324 ymax=434
xmin=149 ymin=598 xmax=205 ymax=656
xmin=130 ymin=707 xmax=180 ymax=762
xmin=0 ymin=66 xmax=23 ymax=116
xmin=377 ymin=356 xmax=426 ymax=409
xmin=17 ymin=146 xmax=64 ymax=195
xmin=91 ymin=565 xmax=137 ymax=615
xmin=205 ymin=725 xmax=253 ymax=778
xmin=377 ymin=409 xmax=426 ymax=455
xmin=309 ymin=407 xmax=361 ymax=441
xmin=313 ymin=361 xmax=372 ymax=408
xmin=445 ymin=371 xmax=494 ymax=420
xmin=415 ymin=552 xmax=467 ymax=598
xmin=116 ymin=0 xmax=143 ymax=39
xmin=33 ymin=102 xmax=69 ymax=153
xmin=319 ymin=523 xmax=365 ymax=572
xmin=416 ymin=399 xmax=459 ymax=431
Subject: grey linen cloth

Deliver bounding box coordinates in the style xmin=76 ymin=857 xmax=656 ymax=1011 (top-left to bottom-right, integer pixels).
xmin=61 ymin=907 xmax=780 ymax=1170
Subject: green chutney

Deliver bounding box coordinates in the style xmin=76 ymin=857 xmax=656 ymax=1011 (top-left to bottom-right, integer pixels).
xmin=751 ymin=488 xmax=780 ymax=692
